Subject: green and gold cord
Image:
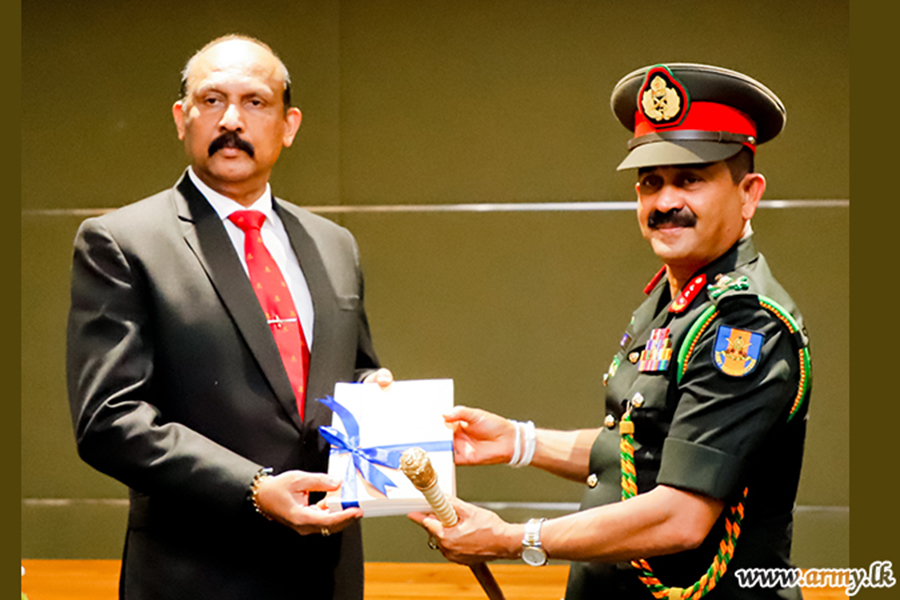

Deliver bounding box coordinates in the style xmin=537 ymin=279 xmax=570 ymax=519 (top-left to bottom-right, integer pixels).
xmin=619 ymin=410 xmax=747 ymax=599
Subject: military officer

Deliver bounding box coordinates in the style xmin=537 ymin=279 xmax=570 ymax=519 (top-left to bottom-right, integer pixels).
xmin=410 ymin=63 xmax=811 ymax=599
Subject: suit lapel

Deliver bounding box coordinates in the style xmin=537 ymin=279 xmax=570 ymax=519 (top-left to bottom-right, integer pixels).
xmin=274 ymin=201 xmax=340 ymax=433
xmin=174 ymin=175 xmax=304 ymax=431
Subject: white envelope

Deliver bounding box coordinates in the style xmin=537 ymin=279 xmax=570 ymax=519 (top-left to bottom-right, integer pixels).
xmin=320 ymin=379 xmax=456 ymax=517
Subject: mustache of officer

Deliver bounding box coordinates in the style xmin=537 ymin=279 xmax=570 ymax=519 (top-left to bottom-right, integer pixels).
xmin=647 ymin=207 xmax=698 ymax=229
xmin=208 ymin=131 xmax=256 ymax=158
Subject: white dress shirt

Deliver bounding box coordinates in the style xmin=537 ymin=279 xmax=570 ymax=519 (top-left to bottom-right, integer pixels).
xmin=188 ymin=168 xmax=315 ymax=347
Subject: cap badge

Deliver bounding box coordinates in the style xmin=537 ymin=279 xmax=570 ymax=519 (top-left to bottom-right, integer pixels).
xmin=713 ymin=326 xmax=763 ymax=377
xmin=638 ymin=65 xmax=689 ymax=128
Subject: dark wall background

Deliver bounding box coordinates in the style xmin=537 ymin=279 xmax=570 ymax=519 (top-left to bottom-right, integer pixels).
xmin=22 ymin=0 xmax=848 ymax=568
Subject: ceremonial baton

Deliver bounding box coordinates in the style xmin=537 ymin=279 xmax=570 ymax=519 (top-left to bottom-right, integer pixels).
xmin=400 ymin=447 xmax=507 ymax=600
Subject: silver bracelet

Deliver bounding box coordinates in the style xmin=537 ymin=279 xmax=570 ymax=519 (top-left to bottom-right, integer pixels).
xmin=508 ymin=420 xmax=522 ymax=466
xmin=519 ymin=420 xmax=537 ymax=467
xmin=509 ymin=420 xmax=536 ymax=468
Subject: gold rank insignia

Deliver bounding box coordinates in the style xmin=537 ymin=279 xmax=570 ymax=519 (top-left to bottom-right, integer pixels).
xmin=638 ymin=65 xmax=689 ymax=127
xmin=713 ymin=326 xmax=763 ymax=377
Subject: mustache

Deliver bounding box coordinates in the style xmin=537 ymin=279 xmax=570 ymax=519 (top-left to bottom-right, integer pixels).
xmin=647 ymin=207 xmax=697 ymax=229
xmin=208 ymin=131 xmax=255 ymax=158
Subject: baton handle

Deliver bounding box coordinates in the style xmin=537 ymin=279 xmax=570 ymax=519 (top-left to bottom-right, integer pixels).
xmin=418 ymin=479 xmax=458 ymax=527
xmin=400 ymin=448 xmax=507 ymax=600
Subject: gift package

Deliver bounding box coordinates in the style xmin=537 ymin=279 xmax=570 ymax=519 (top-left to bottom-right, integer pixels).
xmin=319 ymin=379 xmax=456 ymax=517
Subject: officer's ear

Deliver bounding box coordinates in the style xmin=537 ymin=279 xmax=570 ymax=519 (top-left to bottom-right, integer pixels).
xmin=738 ymin=173 xmax=766 ymax=221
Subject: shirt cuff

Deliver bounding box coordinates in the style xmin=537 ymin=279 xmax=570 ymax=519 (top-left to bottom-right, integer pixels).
xmin=656 ymin=438 xmax=743 ymax=499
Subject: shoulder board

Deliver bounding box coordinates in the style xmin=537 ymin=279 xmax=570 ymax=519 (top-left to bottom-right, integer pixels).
xmin=676 ymin=292 xmax=811 ymax=423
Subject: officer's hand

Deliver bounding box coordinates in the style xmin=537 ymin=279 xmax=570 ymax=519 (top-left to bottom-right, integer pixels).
xmin=254 ymin=470 xmax=363 ymax=536
xmin=443 ymin=406 xmax=517 ymax=466
xmin=408 ymin=498 xmax=517 ymax=565
xmin=363 ymin=368 xmax=394 ymax=390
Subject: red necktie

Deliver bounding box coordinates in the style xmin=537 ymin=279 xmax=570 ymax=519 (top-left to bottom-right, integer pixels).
xmin=228 ymin=210 xmax=310 ymax=419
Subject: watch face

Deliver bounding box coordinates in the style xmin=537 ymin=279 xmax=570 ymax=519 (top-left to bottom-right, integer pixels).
xmin=522 ymin=546 xmax=547 ymax=566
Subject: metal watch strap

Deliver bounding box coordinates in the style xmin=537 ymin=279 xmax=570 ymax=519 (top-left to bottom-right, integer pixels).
xmin=522 ymin=518 xmax=548 ymax=566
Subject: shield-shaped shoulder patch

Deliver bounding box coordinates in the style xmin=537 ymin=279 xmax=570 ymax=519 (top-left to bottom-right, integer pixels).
xmin=713 ymin=326 xmax=764 ymax=377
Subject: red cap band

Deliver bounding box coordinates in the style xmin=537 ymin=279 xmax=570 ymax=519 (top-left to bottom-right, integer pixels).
xmin=634 ymin=101 xmax=758 ymax=150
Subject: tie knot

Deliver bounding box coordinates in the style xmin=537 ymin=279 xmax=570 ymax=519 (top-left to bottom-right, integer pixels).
xmin=229 ymin=210 xmax=267 ymax=232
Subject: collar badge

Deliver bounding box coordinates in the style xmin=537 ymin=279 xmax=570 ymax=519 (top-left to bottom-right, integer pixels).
xmin=669 ymin=274 xmax=707 ymax=313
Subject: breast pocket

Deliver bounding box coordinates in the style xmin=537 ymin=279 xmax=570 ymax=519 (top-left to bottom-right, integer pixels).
xmin=626 ymin=372 xmax=674 ymax=446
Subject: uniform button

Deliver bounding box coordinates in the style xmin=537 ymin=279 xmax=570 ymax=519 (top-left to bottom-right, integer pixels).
xmin=604 ymin=414 xmax=616 ymax=428
xmin=628 ymin=352 xmax=640 ymax=364
xmin=586 ymin=474 xmax=599 ymax=488
xmin=631 ymin=392 xmax=644 ymax=408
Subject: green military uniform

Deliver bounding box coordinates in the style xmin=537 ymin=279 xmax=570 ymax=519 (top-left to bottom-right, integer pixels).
xmin=565 ymin=234 xmax=810 ymax=598
xmin=558 ymin=62 xmax=810 ymax=598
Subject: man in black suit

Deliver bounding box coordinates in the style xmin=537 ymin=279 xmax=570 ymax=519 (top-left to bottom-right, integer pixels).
xmin=67 ymin=34 xmax=391 ymax=599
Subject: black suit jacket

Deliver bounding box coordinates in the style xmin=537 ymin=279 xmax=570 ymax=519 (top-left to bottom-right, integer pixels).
xmin=67 ymin=174 xmax=380 ymax=599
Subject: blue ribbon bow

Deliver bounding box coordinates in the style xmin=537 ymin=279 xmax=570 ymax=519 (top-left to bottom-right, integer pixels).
xmin=317 ymin=396 xmax=453 ymax=509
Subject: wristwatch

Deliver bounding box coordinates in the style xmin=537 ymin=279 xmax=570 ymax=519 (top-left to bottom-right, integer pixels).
xmin=521 ymin=518 xmax=548 ymax=566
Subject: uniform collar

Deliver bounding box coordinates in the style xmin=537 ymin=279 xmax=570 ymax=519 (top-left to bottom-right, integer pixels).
xmin=644 ymin=235 xmax=759 ymax=293
xmin=644 ymin=234 xmax=760 ymax=314
xmin=695 ymin=233 xmax=759 ymax=282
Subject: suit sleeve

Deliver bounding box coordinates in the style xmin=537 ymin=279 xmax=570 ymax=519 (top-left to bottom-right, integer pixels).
xmin=66 ymin=217 xmax=260 ymax=515
xmin=656 ymin=296 xmax=802 ymax=499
